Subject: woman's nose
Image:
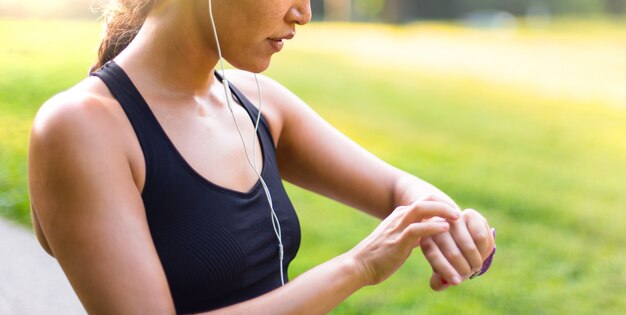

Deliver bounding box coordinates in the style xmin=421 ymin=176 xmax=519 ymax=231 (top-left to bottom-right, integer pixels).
xmin=288 ymin=1 xmax=312 ymax=25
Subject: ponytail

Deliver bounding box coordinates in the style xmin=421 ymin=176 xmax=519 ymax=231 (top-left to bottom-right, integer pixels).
xmin=90 ymin=0 xmax=155 ymax=73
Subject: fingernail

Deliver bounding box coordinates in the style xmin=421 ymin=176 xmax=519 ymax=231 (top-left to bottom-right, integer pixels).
xmin=441 ymin=278 xmax=448 ymax=285
xmin=451 ymin=275 xmax=462 ymax=285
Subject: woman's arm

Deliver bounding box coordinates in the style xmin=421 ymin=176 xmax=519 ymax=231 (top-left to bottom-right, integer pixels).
xmin=29 ymin=89 xmax=460 ymax=314
xmin=227 ymin=73 xmax=442 ymax=219
xmin=236 ymin=73 xmax=458 ymax=217
xmin=29 ymin=93 xmax=177 ymax=314
xmin=234 ymin=73 xmax=495 ymax=289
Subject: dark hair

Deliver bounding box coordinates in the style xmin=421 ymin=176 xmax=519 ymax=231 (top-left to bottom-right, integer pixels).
xmin=90 ymin=0 xmax=155 ymax=73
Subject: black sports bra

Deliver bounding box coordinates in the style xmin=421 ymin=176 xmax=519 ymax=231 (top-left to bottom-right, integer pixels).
xmin=91 ymin=62 xmax=301 ymax=314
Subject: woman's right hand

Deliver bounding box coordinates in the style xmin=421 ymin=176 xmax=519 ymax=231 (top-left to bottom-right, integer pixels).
xmin=348 ymin=200 xmax=461 ymax=286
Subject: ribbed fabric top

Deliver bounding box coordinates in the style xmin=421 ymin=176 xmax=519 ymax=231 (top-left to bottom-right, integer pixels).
xmin=91 ymin=62 xmax=301 ymax=314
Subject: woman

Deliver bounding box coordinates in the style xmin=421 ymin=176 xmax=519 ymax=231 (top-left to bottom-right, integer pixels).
xmin=27 ymin=0 xmax=495 ymax=314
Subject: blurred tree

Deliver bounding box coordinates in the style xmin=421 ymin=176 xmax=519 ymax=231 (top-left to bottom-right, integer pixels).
xmin=381 ymin=0 xmax=462 ymax=22
xmin=352 ymin=0 xmax=385 ymax=21
xmin=311 ymin=0 xmax=325 ymax=20
xmin=605 ymin=0 xmax=626 ymax=14
xmin=376 ymin=0 xmax=621 ymax=22
xmin=324 ymin=0 xmax=351 ymax=21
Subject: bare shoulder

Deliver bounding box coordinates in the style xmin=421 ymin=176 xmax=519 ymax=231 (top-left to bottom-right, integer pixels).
xmin=29 ymin=76 xmax=141 ymax=256
xmin=31 ymin=76 xmax=122 ymax=142
xmin=29 ymin=77 xmax=174 ymax=313
xmin=29 ymin=75 xmax=140 ymax=204
xmin=30 ymin=75 xmax=138 ymax=180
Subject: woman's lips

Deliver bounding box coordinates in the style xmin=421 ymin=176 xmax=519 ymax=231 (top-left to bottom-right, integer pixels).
xmin=267 ymin=32 xmax=294 ymax=52
xmin=268 ymin=38 xmax=285 ymax=52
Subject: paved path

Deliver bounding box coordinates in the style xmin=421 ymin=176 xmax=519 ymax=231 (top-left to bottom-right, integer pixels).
xmin=0 ymin=218 xmax=85 ymax=314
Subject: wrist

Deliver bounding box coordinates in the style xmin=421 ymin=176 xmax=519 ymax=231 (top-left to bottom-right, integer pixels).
xmin=340 ymin=250 xmax=372 ymax=288
xmin=393 ymin=174 xmax=459 ymax=209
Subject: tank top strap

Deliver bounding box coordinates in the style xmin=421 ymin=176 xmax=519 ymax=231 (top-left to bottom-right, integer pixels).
xmin=90 ymin=61 xmax=165 ymax=190
xmin=90 ymin=61 xmax=157 ymax=136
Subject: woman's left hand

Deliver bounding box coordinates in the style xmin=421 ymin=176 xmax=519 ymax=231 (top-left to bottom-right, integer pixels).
xmin=419 ymin=208 xmax=495 ymax=290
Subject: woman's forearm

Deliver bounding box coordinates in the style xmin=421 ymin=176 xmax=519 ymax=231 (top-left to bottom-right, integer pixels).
xmin=201 ymin=253 xmax=365 ymax=315
xmin=392 ymin=171 xmax=459 ymax=210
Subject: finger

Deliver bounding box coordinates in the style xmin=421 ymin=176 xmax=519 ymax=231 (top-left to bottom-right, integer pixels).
xmin=450 ymin=219 xmax=484 ymax=273
xmin=430 ymin=272 xmax=450 ymax=291
xmin=403 ymin=221 xmax=449 ymax=248
xmin=483 ymin=220 xmax=496 ymax=258
xmin=401 ymin=201 xmax=461 ymax=228
xmin=433 ymin=231 xmax=473 ymax=279
xmin=419 ymin=194 xmax=461 ymax=210
xmin=465 ymin=210 xmax=494 ymax=260
xmin=420 ymin=237 xmax=462 ymax=285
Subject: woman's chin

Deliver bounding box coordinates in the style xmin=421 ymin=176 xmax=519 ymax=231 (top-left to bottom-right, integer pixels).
xmin=229 ymin=57 xmax=272 ymax=74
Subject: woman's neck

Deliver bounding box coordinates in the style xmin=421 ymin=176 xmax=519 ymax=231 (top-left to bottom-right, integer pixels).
xmin=114 ymin=1 xmax=219 ymax=99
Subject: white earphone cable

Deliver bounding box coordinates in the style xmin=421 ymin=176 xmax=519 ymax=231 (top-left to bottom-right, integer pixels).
xmin=208 ymin=0 xmax=285 ymax=286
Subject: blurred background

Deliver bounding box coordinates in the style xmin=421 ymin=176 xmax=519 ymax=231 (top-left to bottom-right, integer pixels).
xmin=1 ymin=0 xmax=625 ymax=314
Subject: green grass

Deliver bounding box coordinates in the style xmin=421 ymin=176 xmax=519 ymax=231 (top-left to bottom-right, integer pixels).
xmin=0 ymin=19 xmax=100 ymax=223
xmin=1 ymin=19 xmax=626 ymax=314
